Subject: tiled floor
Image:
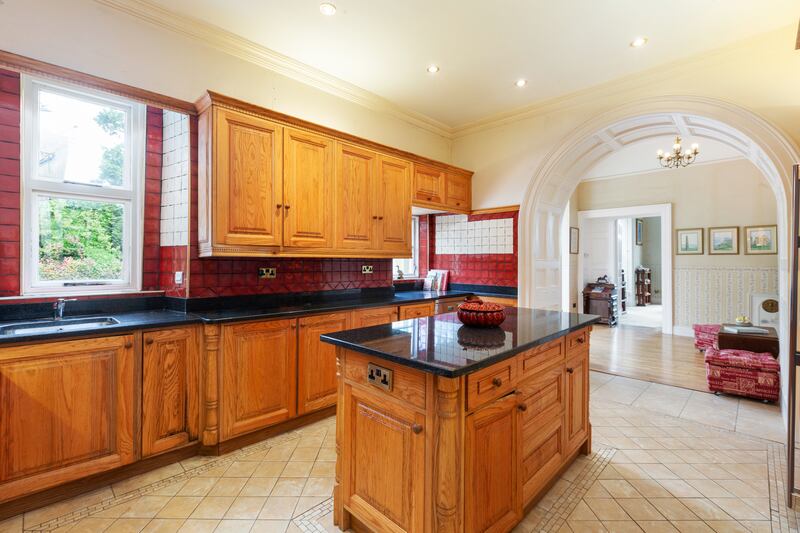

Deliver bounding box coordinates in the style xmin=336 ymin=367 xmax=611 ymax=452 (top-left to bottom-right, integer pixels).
xmin=0 ymin=373 xmax=789 ymax=533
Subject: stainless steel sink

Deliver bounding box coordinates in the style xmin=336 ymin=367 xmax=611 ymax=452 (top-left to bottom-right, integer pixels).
xmin=0 ymin=317 xmax=120 ymax=336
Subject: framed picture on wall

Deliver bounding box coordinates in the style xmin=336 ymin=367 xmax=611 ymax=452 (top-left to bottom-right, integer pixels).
xmin=708 ymin=226 xmax=739 ymax=255
xmin=635 ymin=218 xmax=644 ymax=246
xmin=745 ymin=225 xmax=777 ymax=254
xmin=569 ymin=227 xmax=579 ymax=254
xmin=676 ymin=228 xmax=703 ymax=255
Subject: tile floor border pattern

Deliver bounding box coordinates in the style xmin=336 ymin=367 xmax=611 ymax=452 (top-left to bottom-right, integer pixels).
xmin=23 ymin=430 xmax=308 ymax=532
xmin=292 ymin=498 xmax=332 ymax=533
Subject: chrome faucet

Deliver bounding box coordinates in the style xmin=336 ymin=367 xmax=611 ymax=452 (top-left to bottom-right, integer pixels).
xmin=53 ymin=298 xmax=77 ymax=321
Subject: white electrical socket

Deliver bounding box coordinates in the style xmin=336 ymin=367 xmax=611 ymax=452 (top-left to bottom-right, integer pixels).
xmin=174 ymin=271 xmax=184 ymax=285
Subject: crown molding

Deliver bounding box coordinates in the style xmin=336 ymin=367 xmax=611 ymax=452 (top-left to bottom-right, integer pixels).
xmin=92 ymin=0 xmax=456 ymax=138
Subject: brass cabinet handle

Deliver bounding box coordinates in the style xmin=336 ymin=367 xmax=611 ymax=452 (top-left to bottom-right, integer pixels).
xmin=124 ymin=341 xmax=133 ymax=349
xmin=517 ymin=403 xmax=528 ymax=412
xmin=426 ymin=196 xmax=432 ymax=201
xmin=284 ymin=205 xmax=291 ymax=210
xmin=290 ymin=323 xmax=298 ymax=329
xmin=576 ymin=336 xmax=585 ymax=344
xmin=378 ymin=216 xmax=384 ymax=220
xmin=276 ymin=203 xmax=283 ymax=209
xmin=372 ymin=216 xmax=378 ymax=220
xmin=566 ymin=367 xmax=574 ymax=374
xmin=492 ymin=377 xmax=502 ymax=387
xmin=145 ymin=338 xmax=154 ymax=345
xmin=411 ymin=424 xmax=423 ymax=434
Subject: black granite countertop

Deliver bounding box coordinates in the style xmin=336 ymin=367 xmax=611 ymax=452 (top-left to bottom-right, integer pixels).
xmin=0 ymin=290 xmax=474 ymax=344
xmin=320 ymin=308 xmax=600 ymax=377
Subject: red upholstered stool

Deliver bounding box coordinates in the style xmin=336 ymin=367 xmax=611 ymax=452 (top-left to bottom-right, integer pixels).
xmin=704 ymin=348 xmax=779 ymax=402
xmin=693 ymin=324 xmax=720 ymax=352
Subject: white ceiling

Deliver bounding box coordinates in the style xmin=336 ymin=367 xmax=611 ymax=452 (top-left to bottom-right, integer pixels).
xmin=143 ymin=0 xmax=798 ymax=128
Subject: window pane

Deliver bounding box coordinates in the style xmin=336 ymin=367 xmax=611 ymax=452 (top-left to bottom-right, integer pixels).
xmin=37 ymin=197 xmax=124 ymax=282
xmin=38 ymin=89 xmax=128 ymax=187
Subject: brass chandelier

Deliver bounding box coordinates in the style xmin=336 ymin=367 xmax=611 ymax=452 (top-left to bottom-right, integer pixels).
xmin=657 ymin=135 xmax=700 ymax=168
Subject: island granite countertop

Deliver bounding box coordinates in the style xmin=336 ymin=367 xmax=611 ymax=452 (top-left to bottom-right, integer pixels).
xmin=320 ymin=307 xmax=600 ymax=378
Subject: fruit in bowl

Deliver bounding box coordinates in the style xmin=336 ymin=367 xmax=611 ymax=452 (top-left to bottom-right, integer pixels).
xmin=735 ymin=315 xmax=752 ymax=326
xmin=457 ymin=299 xmax=506 ymax=328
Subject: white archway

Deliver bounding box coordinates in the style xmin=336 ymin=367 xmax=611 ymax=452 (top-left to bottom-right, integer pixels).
xmin=518 ymin=96 xmax=799 ymax=416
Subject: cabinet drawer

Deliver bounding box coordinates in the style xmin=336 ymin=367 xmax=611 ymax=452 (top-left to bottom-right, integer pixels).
xmin=518 ymin=364 xmax=565 ymax=431
xmin=519 ymin=338 xmax=564 ymax=378
xmin=466 ymin=357 xmax=518 ymax=411
xmin=566 ymin=328 xmax=589 ymax=354
xmin=344 ymin=352 xmax=427 ymax=410
xmin=399 ymin=302 xmax=435 ymax=319
xmin=522 ymin=414 xmax=565 ymax=505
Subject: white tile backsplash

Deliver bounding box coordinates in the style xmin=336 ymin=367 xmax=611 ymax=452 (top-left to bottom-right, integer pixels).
xmin=160 ymin=110 xmax=190 ymax=247
xmin=435 ymin=215 xmax=514 ymax=255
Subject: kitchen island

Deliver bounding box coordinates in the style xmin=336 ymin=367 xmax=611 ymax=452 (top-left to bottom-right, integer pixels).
xmin=321 ymin=307 xmax=599 ymax=533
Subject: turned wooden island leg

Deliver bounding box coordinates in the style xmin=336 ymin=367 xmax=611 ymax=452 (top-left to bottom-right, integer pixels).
xmin=434 ymin=376 xmax=464 ymax=532
xmin=202 ymin=324 xmax=220 ymax=448
xmin=333 ymin=350 xmax=350 ymax=530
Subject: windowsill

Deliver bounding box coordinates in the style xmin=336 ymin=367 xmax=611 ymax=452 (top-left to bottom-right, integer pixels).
xmin=0 ymin=290 xmax=166 ymax=302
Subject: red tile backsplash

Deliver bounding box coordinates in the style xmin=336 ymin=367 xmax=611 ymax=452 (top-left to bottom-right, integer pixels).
xmin=159 ymin=245 xmax=188 ymax=298
xmin=142 ymin=106 xmax=163 ymax=291
xmin=423 ymin=211 xmax=518 ymax=288
xmin=0 ymin=69 xmax=20 ymax=297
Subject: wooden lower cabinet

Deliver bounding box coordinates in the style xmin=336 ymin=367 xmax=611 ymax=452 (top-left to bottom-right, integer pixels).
xmin=341 ymin=383 xmax=425 ymax=533
xmin=221 ymin=319 xmax=297 ymax=440
xmin=398 ymin=302 xmax=434 ymax=319
xmin=142 ymin=326 xmax=201 ymax=457
xmin=565 ymin=350 xmax=590 ymax=454
xmin=465 ymin=392 xmax=521 ymax=533
xmin=352 ymin=305 xmax=399 ymax=327
xmin=0 ymin=335 xmax=136 ymax=503
xmin=298 ymin=312 xmax=350 ymax=415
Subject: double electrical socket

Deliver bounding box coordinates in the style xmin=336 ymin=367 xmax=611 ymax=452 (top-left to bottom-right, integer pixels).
xmin=258 ymin=267 xmax=277 ymax=279
xmin=362 ymin=265 xmax=374 ymax=274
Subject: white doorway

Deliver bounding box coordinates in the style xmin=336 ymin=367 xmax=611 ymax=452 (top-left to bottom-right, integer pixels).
xmin=576 ymin=203 xmax=672 ymax=335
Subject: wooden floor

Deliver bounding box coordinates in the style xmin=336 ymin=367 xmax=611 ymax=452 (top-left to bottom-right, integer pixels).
xmin=590 ymin=324 xmax=710 ymax=392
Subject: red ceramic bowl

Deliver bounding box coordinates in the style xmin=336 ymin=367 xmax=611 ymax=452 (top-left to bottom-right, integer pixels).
xmin=457 ymin=300 xmax=506 ymax=327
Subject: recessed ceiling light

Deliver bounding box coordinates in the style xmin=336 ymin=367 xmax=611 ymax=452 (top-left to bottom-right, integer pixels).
xmin=426 ymin=64 xmax=440 ymax=74
xmin=319 ymin=2 xmax=336 ymax=16
xmin=630 ymin=36 xmax=648 ymax=48
xmin=515 ymin=78 xmax=527 ymax=88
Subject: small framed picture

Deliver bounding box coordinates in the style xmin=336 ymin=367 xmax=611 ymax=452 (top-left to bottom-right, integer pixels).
xmin=569 ymin=227 xmax=579 ymax=255
xmin=745 ymin=225 xmax=777 ymax=255
xmin=708 ymin=226 xmax=739 ymax=255
xmin=635 ymin=219 xmax=644 ymax=246
xmin=676 ymin=228 xmax=703 ymax=255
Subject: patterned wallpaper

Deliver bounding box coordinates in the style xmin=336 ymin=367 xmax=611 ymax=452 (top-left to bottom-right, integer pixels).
xmin=674 ymin=266 xmax=778 ymax=327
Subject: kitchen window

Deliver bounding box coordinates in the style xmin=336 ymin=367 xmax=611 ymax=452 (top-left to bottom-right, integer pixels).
xmin=21 ymin=77 xmax=145 ymax=295
xmin=393 ymin=216 xmax=419 ymax=279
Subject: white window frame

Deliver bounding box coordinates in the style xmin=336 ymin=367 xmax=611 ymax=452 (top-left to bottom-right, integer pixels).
xmin=21 ymin=76 xmax=145 ymax=296
xmin=393 ymin=216 xmax=420 ymax=279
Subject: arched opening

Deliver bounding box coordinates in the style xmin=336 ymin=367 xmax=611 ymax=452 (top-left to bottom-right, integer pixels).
xmin=518 ymin=96 xmax=799 ymax=420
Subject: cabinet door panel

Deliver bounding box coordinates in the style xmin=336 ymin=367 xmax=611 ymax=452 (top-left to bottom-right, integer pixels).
xmin=522 ymin=415 xmax=564 ymax=505
xmin=298 ymin=312 xmax=350 ymax=414
xmin=445 ymin=171 xmax=471 ymax=210
xmin=413 ymin=164 xmax=444 ymax=205
xmin=214 ymin=107 xmax=283 ymax=247
xmin=343 ymin=385 xmax=425 ymax=533
xmin=352 ymin=306 xmax=399 ymax=327
xmin=398 ymin=302 xmax=434 ymax=320
xmin=283 ymin=128 xmax=334 ymax=248
xmin=465 ymin=393 xmax=520 ymax=533
xmin=0 ymin=335 xmax=135 ymax=502
xmin=565 ymin=350 xmax=589 ymax=453
xmin=335 ymin=143 xmax=377 ymax=250
xmin=377 ymin=155 xmax=412 ymax=253
xmin=222 ymin=320 xmax=296 ymax=439
xmin=142 ymin=327 xmax=200 ymax=457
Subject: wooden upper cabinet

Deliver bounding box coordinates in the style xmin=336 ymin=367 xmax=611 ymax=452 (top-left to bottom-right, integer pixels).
xmin=142 ymin=327 xmax=201 ymax=457
xmin=201 ymin=106 xmax=283 ymax=255
xmin=283 ymin=127 xmax=335 ymax=249
xmin=298 ymin=312 xmax=350 ymax=415
xmin=335 ymin=142 xmax=378 ymax=250
xmin=445 ymin=170 xmax=471 ymax=211
xmin=377 ymin=155 xmax=412 ymax=253
xmin=221 ymin=319 xmax=297 ymax=440
xmin=0 ymin=335 xmax=136 ymax=503
xmin=413 ymin=164 xmax=445 ymax=205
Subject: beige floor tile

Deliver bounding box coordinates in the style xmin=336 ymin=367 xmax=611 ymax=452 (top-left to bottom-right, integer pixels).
xmin=141 ymin=518 xmax=184 ymax=532
xmin=213 ymin=519 xmax=255 ymax=532
xmin=198 ymin=465 xmax=232 ymax=478
xmin=178 ymin=477 xmax=219 ymax=497
xmin=176 ymin=519 xmax=220 ymax=533
xmin=239 ymin=451 xmax=269 ymax=462
xmin=584 ymin=498 xmax=631 ymax=521
xmin=296 ymin=436 xmax=324 ymax=448
xmin=676 ymin=499 xmax=731 ymax=521
xmin=316 ymin=448 xmax=337 ymax=461
xmin=68 ymin=517 xmax=116 ymax=532
xmin=703 ymin=521 xmax=750 ymax=533
xmin=289 ymin=447 xmax=319 ymax=461
xmin=271 ymin=478 xmax=307 ymax=496
xmin=635 ymin=521 xmax=679 ymax=532
xmin=615 ymin=499 xmax=665 ymax=521
xmin=569 ymin=501 xmax=599 ymax=521
xmin=250 ymin=520 xmax=289 ymax=533
xmin=655 ymin=480 xmax=703 ymax=498
xmin=613 ymin=464 xmax=651 ymax=480
xmin=301 ymin=477 xmax=334 ymax=497
xmin=690 ymin=464 xmax=734 ymax=480
xmin=150 ymin=480 xmax=187 ymax=497
xmin=309 ymin=461 xmax=336 ymax=478
xmin=264 ymin=446 xmax=295 ymax=462
xmin=637 ymin=464 xmax=679 ymax=480
xmin=600 ymin=521 xmax=643 ymax=532
xmin=599 ymin=480 xmax=642 ymax=498
xmin=105 ymin=518 xmax=151 ymax=533
xmin=258 ymin=497 xmax=298 ymax=520
xmin=293 ymin=496 xmax=326 ymax=517
xmin=119 ymin=496 xmax=172 ymax=519
xmin=646 ymin=499 xmax=698 ymax=521
xmin=223 ymin=462 xmax=259 ymax=478
xmin=585 ymin=481 xmax=613 ymax=499
xmin=156 ymin=497 xmax=203 ymax=519
xmin=111 ymin=464 xmax=184 ymax=497
xmin=628 ymin=480 xmax=671 ymax=498
xmin=190 ymin=497 xmax=236 ymax=520
xmin=241 ymin=478 xmax=278 ymax=497
xmin=0 ymin=515 xmax=23 ymax=533
xmin=736 ymin=520 xmax=771 ymax=533
xmin=209 ymin=478 xmax=248 ymax=497
xmin=621 ymin=450 xmax=658 ymax=464
xmin=707 ymin=498 xmax=766 ymax=521
xmin=567 ymin=521 xmax=608 ymax=532
xmin=669 ymin=522 xmax=714 ymax=533
xmin=662 ymin=464 xmax=706 ymax=480
xmin=224 ymin=497 xmax=267 ymax=519
xmin=254 ymin=462 xmax=288 ymax=478
xmin=24 ymin=487 xmax=114 ymax=527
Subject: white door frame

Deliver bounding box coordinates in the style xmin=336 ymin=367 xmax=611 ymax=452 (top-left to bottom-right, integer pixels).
xmin=577 ymin=203 xmax=673 ymax=334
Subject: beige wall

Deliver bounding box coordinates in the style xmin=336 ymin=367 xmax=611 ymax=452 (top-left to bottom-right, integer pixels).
xmin=571 ymin=158 xmax=778 ymax=328
xmin=0 ymin=0 xmax=451 ymax=162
